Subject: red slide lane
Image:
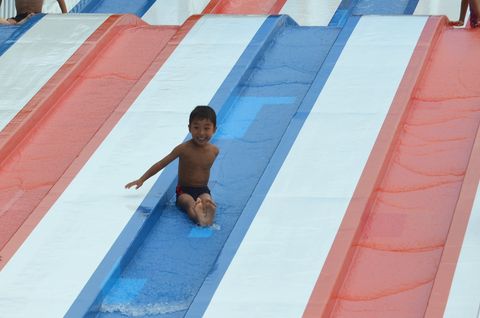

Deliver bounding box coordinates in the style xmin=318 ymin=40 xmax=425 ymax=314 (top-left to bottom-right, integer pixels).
xmin=424 ymin=24 xmax=480 ymax=317
xmin=303 ymin=16 xmax=445 ymax=318
xmin=203 ymin=0 xmax=287 ymax=14
xmin=305 ymin=18 xmax=480 ymax=318
xmin=0 ymin=16 xmax=199 ymax=270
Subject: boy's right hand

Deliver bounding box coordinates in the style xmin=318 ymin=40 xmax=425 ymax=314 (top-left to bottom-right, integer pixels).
xmin=125 ymin=179 xmax=143 ymax=189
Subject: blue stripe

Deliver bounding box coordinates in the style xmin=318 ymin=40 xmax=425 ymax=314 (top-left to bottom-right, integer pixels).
xmin=184 ymin=16 xmax=360 ymax=318
xmin=66 ymin=15 xmax=287 ymax=318
xmin=404 ymin=0 xmax=420 ymax=14
xmin=329 ymin=0 xmax=359 ymax=27
xmin=0 ymin=14 xmax=44 ymax=57
xmin=70 ymin=0 xmax=155 ymax=16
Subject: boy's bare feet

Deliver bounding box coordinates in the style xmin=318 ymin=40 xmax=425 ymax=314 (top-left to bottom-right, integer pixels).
xmin=193 ymin=198 xmax=209 ymax=226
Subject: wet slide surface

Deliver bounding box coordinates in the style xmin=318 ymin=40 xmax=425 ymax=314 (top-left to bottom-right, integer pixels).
xmin=0 ymin=14 xmax=44 ymax=56
xmin=0 ymin=15 xmax=179 ymax=269
xmin=68 ymin=0 xmax=341 ymax=26
xmin=201 ymin=15 xmax=427 ymax=318
xmin=91 ymin=17 xmax=340 ymax=318
xmin=0 ymin=15 xmax=193 ymax=318
xmin=0 ymin=15 xmax=108 ymax=134
xmin=427 ymin=26 xmax=480 ymax=318
xmin=65 ymin=15 xmax=267 ymax=317
xmin=143 ymin=0 xmax=341 ymax=26
xmin=2 ymin=1 xmax=480 ymax=318
xmin=72 ymin=0 xmax=155 ymax=17
xmin=320 ymin=22 xmax=480 ymax=317
xmin=203 ymin=0 xmax=287 ymax=14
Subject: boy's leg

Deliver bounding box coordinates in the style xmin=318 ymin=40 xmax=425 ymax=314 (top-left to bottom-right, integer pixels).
xmin=199 ymin=193 xmax=216 ymax=226
xmin=177 ymin=194 xmax=209 ymax=226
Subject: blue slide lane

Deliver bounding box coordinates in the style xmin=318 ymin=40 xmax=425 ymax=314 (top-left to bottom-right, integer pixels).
xmin=76 ymin=15 xmax=342 ymax=318
xmin=0 ymin=14 xmax=44 ymax=56
xmin=185 ymin=16 xmax=359 ymax=317
xmin=67 ymin=16 xmax=288 ymax=318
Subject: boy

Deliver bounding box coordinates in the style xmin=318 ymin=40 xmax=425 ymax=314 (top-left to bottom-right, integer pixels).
xmin=450 ymin=0 xmax=480 ymax=28
xmin=125 ymin=106 xmax=219 ymax=226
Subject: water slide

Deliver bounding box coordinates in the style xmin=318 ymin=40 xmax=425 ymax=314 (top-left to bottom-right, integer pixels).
xmin=0 ymin=0 xmax=479 ymax=317
xmin=85 ymin=14 xmax=343 ymax=318
xmin=304 ymin=17 xmax=480 ymax=318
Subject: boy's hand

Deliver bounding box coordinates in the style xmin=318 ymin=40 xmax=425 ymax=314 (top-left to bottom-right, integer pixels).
xmin=125 ymin=179 xmax=143 ymax=189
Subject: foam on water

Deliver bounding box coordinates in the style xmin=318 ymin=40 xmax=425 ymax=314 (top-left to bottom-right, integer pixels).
xmin=210 ymin=223 xmax=221 ymax=231
xmin=99 ymin=301 xmax=189 ymax=317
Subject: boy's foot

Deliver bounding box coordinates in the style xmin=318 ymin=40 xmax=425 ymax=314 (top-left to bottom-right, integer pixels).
xmin=203 ymin=198 xmax=216 ymax=225
xmin=193 ymin=198 xmax=209 ymax=226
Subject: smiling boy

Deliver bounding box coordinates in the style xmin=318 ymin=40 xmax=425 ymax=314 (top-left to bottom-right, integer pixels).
xmin=125 ymin=106 xmax=219 ymax=226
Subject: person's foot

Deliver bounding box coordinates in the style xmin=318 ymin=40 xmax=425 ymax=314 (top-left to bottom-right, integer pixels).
xmin=193 ymin=198 xmax=208 ymax=226
xmin=0 ymin=18 xmax=14 ymax=25
xmin=470 ymin=12 xmax=479 ymax=28
xmin=203 ymin=198 xmax=216 ymax=226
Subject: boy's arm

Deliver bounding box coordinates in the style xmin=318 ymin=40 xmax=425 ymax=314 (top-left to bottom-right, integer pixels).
xmin=57 ymin=0 xmax=68 ymax=13
xmin=125 ymin=145 xmax=181 ymax=189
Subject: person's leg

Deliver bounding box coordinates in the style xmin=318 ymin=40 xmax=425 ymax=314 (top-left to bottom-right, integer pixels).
xmin=199 ymin=193 xmax=216 ymax=226
xmin=177 ymin=193 xmax=209 ymax=226
xmin=470 ymin=0 xmax=480 ymax=27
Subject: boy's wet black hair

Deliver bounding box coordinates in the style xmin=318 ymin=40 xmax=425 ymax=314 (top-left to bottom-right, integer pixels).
xmin=189 ymin=105 xmax=216 ymax=127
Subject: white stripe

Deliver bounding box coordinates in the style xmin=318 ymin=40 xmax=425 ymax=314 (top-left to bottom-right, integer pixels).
xmin=42 ymin=0 xmax=81 ymax=13
xmin=444 ymin=182 xmax=480 ymax=317
xmin=142 ymin=0 xmax=210 ymax=25
xmin=0 ymin=15 xmax=266 ymax=318
xmin=203 ymin=16 xmax=427 ymax=318
xmin=280 ymin=0 xmax=341 ymax=26
xmin=414 ymin=0 xmax=463 ymax=22
xmin=0 ymin=14 xmax=108 ymax=132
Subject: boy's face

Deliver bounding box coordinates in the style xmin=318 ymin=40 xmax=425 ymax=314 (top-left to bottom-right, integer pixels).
xmin=189 ymin=118 xmax=216 ymax=146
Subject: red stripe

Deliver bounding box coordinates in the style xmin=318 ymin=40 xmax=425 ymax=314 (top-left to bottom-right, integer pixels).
xmin=0 ymin=15 xmax=199 ymax=270
xmin=202 ymin=0 xmax=222 ymax=14
xmin=0 ymin=15 xmax=120 ymax=167
xmin=423 ymin=24 xmax=480 ymax=318
xmin=303 ymin=16 xmax=446 ymax=317
xmin=202 ymin=0 xmax=285 ymax=14
xmin=269 ymin=0 xmax=288 ymax=14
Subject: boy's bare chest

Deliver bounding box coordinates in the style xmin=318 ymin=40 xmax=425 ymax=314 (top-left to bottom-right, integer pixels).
xmin=179 ymin=148 xmax=216 ymax=168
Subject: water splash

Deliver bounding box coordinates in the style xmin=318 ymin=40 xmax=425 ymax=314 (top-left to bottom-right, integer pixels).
xmin=99 ymin=301 xmax=189 ymax=317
